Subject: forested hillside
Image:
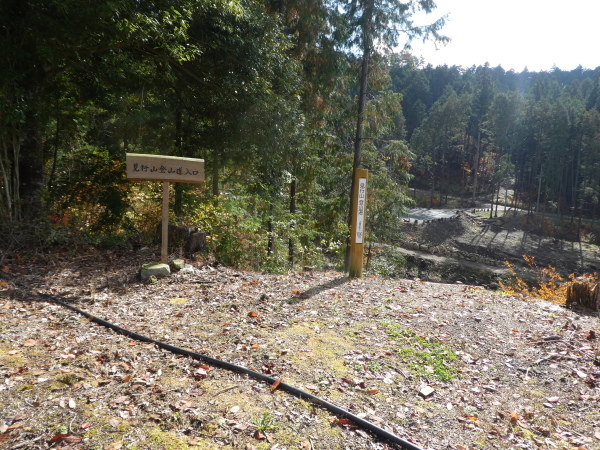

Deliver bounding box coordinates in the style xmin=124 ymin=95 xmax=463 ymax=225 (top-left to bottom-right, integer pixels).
xmin=397 ymin=64 xmax=600 ymax=217
xmin=1 ymin=0 xmax=599 ymax=270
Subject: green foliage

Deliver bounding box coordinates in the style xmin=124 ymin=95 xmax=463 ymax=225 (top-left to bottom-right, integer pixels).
xmin=381 ymin=322 xmax=459 ymax=381
xmin=177 ymin=192 xmax=333 ymax=271
xmin=182 ymin=197 xmax=262 ymax=268
xmin=3 ymin=0 xmax=599 ymax=261
xmin=366 ymin=245 xmax=406 ymax=278
xmin=253 ymin=413 xmax=279 ymax=433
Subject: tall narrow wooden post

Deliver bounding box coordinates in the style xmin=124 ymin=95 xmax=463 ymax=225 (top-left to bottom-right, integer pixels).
xmin=349 ymin=169 xmax=368 ymax=278
xmin=161 ymin=181 xmax=169 ymax=264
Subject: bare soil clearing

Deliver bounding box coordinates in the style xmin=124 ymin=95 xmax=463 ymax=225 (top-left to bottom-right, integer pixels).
xmin=395 ymin=211 xmax=600 ymax=287
xmin=1 ymin=246 xmax=599 ymax=450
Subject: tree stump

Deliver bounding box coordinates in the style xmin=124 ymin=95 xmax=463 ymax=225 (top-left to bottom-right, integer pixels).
xmin=566 ymin=279 xmax=600 ymax=311
xmin=184 ymin=232 xmax=207 ymax=260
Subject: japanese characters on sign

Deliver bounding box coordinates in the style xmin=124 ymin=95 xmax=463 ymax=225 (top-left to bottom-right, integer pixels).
xmin=126 ymin=153 xmax=205 ymax=184
xmin=355 ymin=177 xmax=367 ymax=244
xmin=131 ymin=163 xmax=200 ymax=177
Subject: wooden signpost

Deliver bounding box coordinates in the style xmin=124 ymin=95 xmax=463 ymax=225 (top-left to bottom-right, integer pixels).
xmin=349 ymin=169 xmax=368 ymax=278
xmin=126 ymin=153 xmax=205 ymax=264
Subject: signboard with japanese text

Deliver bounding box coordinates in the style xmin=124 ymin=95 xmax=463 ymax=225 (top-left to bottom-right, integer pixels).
xmin=126 ymin=153 xmax=205 ymax=264
xmin=349 ymin=169 xmax=368 ymax=278
xmin=355 ymin=177 xmax=367 ymax=244
xmin=126 ymin=153 xmax=205 ymax=184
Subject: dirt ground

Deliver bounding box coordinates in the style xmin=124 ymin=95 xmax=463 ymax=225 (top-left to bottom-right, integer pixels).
xmin=1 ymin=244 xmax=599 ymax=450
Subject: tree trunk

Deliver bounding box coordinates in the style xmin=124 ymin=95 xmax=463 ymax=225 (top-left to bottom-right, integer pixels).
xmin=212 ymin=148 xmax=220 ymax=206
xmin=19 ymin=79 xmax=46 ymax=218
xmin=267 ymin=203 xmax=274 ymax=256
xmin=0 ymin=135 xmax=16 ymax=220
xmin=535 ymin=164 xmax=543 ymax=213
xmin=471 ymin=126 xmax=481 ymax=206
xmin=571 ymin=146 xmax=582 ymax=224
xmin=495 ymin=183 xmax=500 ymax=217
xmin=346 ymin=0 xmax=373 ymax=272
xmin=288 ymin=177 xmax=296 ymax=266
xmin=47 ymin=97 xmax=60 ymax=196
xmin=174 ymin=107 xmax=184 ymax=216
xmin=567 ymin=279 xmax=600 ymax=311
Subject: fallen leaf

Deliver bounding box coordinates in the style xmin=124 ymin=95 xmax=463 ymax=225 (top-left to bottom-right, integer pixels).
xmin=254 ymin=430 xmax=266 ymax=440
xmin=23 ymin=339 xmax=37 ymax=347
xmin=8 ymin=415 xmax=25 ymax=422
xmin=271 ymin=378 xmax=282 ymax=391
xmin=510 ymin=412 xmax=519 ymax=424
xmin=533 ymin=426 xmax=551 ymax=437
xmin=335 ymin=418 xmax=352 ymax=425
xmin=248 ymin=311 xmax=258 ymax=317
xmin=6 ymin=421 xmax=23 ymax=432
xmin=80 ymin=422 xmax=92 ymax=430
xmin=193 ymin=368 xmax=207 ymax=379
xmin=50 ymin=434 xmax=83 ymax=444
xmin=366 ymin=388 xmax=379 ymax=395
xmin=106 ymin=441 xmax=123 ymax=450
xmin=2 ymin=266 xmax=9 ymax=273
xmin=176 ymin=401 xmax=193 ymax=410
xmin=355 ymin=429 xmax=369 ymax=438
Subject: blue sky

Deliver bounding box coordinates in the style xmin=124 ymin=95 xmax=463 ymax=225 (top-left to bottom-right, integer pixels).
xmin=409 ymin=0 xmax=600 ymax=72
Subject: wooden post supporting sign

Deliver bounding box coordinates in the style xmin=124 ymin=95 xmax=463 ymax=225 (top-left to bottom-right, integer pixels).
xmin=161 ymin=181 xmax=169 ymax=263
xmin=126 ymin=153 xmax=205 ymax=264
xmin=349 ymin=169 xmax=368 ymax=278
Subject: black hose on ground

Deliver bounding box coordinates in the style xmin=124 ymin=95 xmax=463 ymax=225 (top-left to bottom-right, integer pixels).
xmin=13 ymin=283 xmax=423 ymax=450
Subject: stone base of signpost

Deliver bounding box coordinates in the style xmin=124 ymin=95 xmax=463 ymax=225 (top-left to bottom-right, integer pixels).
xmin=140 ymin=263 xmax=171 ymax=281
xmin=170 ymin=259 xmax=186 ymax=271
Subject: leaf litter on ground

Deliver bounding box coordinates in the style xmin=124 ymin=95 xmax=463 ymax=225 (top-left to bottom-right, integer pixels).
xmin=0 ymin=248 xmax=599 ymax=449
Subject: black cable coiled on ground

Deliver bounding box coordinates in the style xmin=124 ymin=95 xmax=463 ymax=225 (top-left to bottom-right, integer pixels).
xmin=8 ymin=280 xmax=423 ymax=450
